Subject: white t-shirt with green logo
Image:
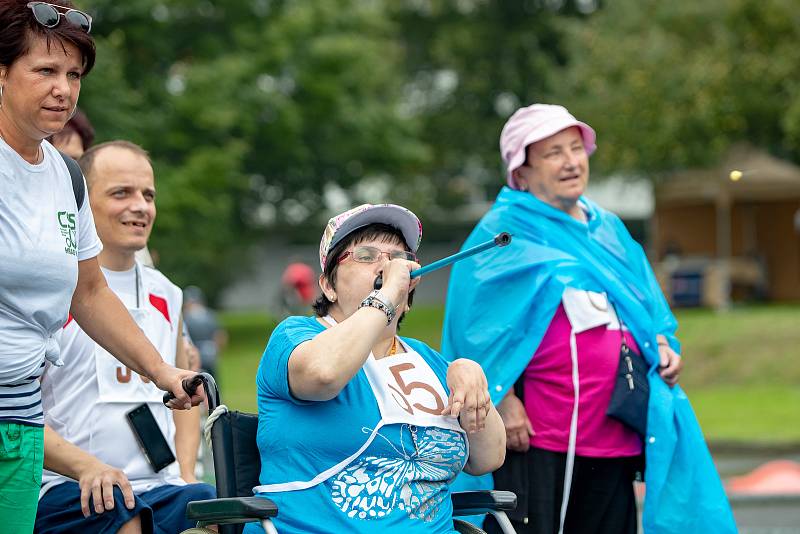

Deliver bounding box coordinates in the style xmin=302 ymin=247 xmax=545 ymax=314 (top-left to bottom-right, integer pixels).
xmin=0 ymin=138 xmax=101 ymax=426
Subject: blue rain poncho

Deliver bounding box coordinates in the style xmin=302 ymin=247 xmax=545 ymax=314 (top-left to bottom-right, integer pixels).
xmin=442 ymin=187 xmax=737 ymax=533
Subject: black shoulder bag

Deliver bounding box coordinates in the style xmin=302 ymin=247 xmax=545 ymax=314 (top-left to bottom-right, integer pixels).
xmin=605 ymin=321 xmax=650 ymax=437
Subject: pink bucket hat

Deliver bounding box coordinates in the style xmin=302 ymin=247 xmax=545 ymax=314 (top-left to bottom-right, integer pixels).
xmin=499 ymin=104 xmax=597 ymax=189
xmin=319 ymin=203 xmax=423 ymax=271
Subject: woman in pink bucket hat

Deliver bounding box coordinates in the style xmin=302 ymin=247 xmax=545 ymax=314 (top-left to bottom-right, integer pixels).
xmin=442 ymin=104 xmax=736 ymax=533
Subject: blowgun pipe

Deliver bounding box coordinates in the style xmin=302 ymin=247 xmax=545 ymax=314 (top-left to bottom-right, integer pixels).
xmin=373 ymin=232 xmax=511 ymax=289
xmin=410 ymin=232 xmax=511 ymax=278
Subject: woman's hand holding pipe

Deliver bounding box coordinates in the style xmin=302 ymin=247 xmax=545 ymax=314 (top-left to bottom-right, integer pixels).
xmin=378 ymin=258 xmax=421 ymax=309
xmin=287 ymin=259 xmax=418 ymax=402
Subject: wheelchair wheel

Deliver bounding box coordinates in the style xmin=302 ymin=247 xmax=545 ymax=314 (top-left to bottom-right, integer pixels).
xmin=179 ymin=528 xmax=218 ymax=534
xmin=454 ymin=518 xmax=488 ymax=534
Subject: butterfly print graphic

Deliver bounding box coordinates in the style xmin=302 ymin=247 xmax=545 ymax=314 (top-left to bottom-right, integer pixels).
xmin=329 ymin=425 xmax=467 ymax=522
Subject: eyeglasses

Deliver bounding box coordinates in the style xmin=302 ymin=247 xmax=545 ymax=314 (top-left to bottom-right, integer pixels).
xmin=27 ymin=2 xmax=92 ymax=33
xmin=337 ymin=246 xmax=417 ymax=265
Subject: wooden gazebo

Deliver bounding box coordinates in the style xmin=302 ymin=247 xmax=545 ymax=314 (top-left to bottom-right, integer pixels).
xmin=652 ymin=144 xmax=800 ymax=307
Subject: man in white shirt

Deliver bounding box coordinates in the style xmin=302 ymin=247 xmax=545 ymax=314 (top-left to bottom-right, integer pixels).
xmin=35 ymin=141 xmax=215 ymax=534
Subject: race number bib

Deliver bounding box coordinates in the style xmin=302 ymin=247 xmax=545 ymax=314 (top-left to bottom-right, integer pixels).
xmin=364 ymin=349 xmax=462 ymax=432
xmin=95 ymin=307 xmax=166 ymax=404
xmin=95 ymin=345 xmax=163 ymax=403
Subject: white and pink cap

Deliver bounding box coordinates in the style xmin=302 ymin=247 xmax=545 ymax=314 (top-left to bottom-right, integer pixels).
xmin=319 ymin=203 xmax=422 ymax=271
xmin=499 ymin=103 xmax=597 ymax=189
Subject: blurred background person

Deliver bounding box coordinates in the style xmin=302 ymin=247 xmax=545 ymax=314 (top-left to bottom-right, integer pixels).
xmin=183 ymin=285 xmax=227 ymax=380
xmin=47 ymin=106 xmax=93 ymax=158
xmin=182 ymin=325 xmax=201 ymax=373
xmin=279 ymin=260 xmax=317 ymax=316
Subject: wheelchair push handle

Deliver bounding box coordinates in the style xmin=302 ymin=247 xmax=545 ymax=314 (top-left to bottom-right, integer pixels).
xmin=162 ymin=372 xmax=220 ymax=410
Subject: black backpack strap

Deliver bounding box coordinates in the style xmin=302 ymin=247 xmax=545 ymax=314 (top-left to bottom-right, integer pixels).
xmin=58 ymin=150 xmax=85 ymax=210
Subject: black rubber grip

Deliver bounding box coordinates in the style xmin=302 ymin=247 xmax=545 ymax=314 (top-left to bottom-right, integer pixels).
xmin=162 ymin=374 xmax=204 ymax=405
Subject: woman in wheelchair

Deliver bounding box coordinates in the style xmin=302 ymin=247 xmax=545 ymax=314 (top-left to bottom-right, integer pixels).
xmin=245 ymin=204 xmax=506 ymax=534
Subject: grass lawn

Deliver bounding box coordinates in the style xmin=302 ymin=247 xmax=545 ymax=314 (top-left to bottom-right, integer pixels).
xmin=215 ymin=312 xmax=277 ymax=412
xmin=217 ymin=304 xmax=800 ymax=444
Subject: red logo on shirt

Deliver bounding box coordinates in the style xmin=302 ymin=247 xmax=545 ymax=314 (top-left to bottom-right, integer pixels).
xmin=149 ymin=294 xmax=171 ymax=325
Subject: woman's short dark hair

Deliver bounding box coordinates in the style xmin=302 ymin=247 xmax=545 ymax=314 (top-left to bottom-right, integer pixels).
xmin=0 ymin=0 xmax=96 ymax=75
xmin=312 ymin=223 xmax=416 ymax=318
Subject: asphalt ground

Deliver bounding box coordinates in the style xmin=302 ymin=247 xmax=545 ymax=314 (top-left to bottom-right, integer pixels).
xmin=715 ymin=447 xmax=800 ymax=532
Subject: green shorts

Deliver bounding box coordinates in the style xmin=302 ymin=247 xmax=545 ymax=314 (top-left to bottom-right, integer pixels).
xmin=0 ymin=422 xmax=44 ymax=533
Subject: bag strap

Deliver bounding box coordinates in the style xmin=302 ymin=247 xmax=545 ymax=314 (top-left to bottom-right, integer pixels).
xmin=608 ymin=297 xmax=630 ymax=350
xmin=58 ymin=150 xmax=85 ymax=210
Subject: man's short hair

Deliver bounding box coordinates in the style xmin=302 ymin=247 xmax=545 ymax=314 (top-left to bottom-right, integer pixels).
xmin=78 ymin=140 xmax=151 ymax=188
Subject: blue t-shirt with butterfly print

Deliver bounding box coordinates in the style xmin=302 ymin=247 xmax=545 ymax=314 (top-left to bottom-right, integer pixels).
xmin=244 ymin=315 xmax=466 ymax=534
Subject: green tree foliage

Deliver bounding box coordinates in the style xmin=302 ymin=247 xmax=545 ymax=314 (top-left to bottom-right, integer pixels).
xmin=78 ymin=0 xmax=426 ymax=298
xmin=76 ymin=0 xmax=800 ymax=297
xmin=560 ymin=0 xmax=800 ymax=176
xmin=390 ymin=0 xmax=592 ymax=205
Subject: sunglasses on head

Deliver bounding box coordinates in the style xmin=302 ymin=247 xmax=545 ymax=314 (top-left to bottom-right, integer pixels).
xmin=27 ymin=2 xmax=92 ymax=33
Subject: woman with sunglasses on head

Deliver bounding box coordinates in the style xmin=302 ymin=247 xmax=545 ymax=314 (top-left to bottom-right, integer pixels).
xmin=0 ymin=2 xmax=202 ymax=530
xmin=245 ymin=204 xmax=505 ymax=534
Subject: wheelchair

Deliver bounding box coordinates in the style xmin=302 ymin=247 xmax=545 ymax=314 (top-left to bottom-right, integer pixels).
xmin=177 ymin=373 xmax=517 ymax=534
